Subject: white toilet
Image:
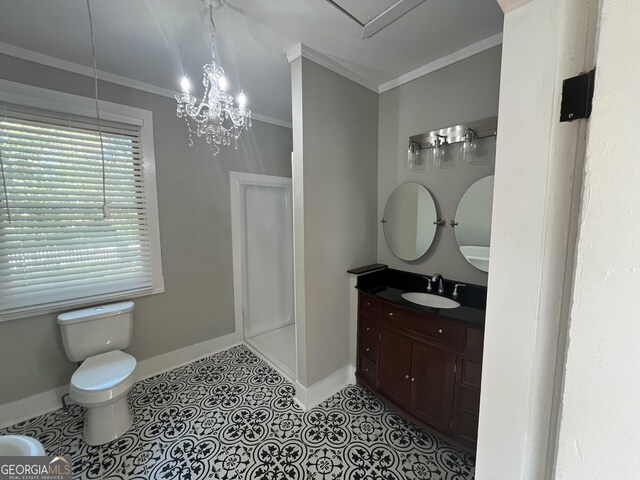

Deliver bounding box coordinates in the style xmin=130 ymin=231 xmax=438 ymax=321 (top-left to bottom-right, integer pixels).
xmin=57 ymin=301 xmax=137 ymax=446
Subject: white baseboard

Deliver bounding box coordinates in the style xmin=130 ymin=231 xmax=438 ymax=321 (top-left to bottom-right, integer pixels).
xmin=294 ymin=364 xmax=356 ymax=411
xmin=0 ymin=385 xmax=69 ymax=430
xmin=0 ymin=331 xmax=243 ymax=429
xmin=134 ymin=331 xmax=243 ymax=381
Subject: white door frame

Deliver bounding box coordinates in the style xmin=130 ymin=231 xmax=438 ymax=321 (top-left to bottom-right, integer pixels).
xmin=229 ymin=171 xmax=294 ymax=341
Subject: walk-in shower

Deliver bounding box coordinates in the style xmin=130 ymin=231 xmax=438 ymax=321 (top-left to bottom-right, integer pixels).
xmin=230 ymin=172 xmax=295 ymax=379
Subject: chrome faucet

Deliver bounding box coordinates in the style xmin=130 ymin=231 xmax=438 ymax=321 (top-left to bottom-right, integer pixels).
xmin=422 ymin=275 xmax=433 ymax=292
xmin=453 ymin=283 xmax=466 ymax=300
xmin=431 ymin=274 xmax=445 ymax=294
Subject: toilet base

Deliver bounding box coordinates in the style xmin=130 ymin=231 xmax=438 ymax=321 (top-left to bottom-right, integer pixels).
xmin=82 ymin=396 xmax=133 ymax=446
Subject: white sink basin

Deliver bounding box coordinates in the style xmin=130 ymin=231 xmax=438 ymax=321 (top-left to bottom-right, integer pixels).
xmin=401 ymin=292 xmax=460 ymax=309
xmin=0 ymin=435 xmax=45 ymax=456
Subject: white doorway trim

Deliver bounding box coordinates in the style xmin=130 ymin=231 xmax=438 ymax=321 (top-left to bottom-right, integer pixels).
xmin=229 ymin=171 xmax=296 ymax=377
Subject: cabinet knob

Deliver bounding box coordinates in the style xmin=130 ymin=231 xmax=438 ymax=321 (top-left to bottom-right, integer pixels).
xmin=389 ymin=312 xmax=394 ymax=317
xmin=438 ymin=328 xmax=443 ymax=334
xmin=366 ymin=327 xmax=370 ymax=332
xmin=411 ymin=377 xmax=415 ymax=382
xmin=365 ymin=368 xmax=369 ymax=373
xmin=366 ymin=347 xmax=370 ymax=352
xmin=405 ymin=374 xmax=410 ymax=380
xmin=366 ymin=302 xmax=371 ymax=306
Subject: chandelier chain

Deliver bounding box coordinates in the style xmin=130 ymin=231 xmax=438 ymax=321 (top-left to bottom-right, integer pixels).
xmin=209 ymin=2 xmax=216 ymax=62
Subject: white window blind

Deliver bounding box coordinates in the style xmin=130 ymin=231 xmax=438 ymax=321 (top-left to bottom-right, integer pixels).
xmin=0 ymin=105 xmax=155 ymax=318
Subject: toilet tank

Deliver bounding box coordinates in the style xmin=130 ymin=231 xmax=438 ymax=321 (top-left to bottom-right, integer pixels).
xmin=57 ymin=301 xmax=134 ymax=362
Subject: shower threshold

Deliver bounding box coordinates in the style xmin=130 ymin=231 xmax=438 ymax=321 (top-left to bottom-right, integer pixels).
xmin=246 ymin=323 xmax=296 ymax=380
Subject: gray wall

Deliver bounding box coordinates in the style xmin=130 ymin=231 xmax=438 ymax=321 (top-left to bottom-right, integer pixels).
xmin=0 ymin=53 xmax=292 ymax=404
xmin=377 ymin=47 xmax=502 ymax=286
xmin=293 ymin=58 xmax=378 ymax=387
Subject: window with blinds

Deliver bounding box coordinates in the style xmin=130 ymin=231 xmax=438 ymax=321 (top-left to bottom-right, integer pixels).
xmin=0 ymin=105 xmax=157 ymax=318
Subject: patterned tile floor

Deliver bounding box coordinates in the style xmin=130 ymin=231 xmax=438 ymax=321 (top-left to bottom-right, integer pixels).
xmin=1 ymin=345 xmax=475 ymax=479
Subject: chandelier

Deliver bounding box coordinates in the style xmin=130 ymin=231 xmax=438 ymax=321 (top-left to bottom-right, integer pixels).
xmin=175 ymin=0 xmax=251 ymax=155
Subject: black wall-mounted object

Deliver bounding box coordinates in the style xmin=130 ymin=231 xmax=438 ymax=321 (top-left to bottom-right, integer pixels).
xmin=560 ymin=68 xmax=596 ymax=122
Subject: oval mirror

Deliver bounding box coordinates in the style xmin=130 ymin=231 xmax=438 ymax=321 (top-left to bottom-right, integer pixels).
xmin=454 ymin=175 xmax=494 ymax=272
xmin=383 ymin=183 xmax=437 ymax=261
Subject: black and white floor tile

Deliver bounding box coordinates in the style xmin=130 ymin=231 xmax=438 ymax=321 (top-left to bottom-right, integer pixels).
xmin=1 ymin=345 xmax=475 ymax=479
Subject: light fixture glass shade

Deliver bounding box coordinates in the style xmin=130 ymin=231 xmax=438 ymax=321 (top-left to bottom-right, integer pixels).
xmin=460 ymin=139 xmax=477 ymax=164
xmin=411 ymin=151 xmax=425 ymax=172
xmin=430 ymin=146 xmax=442 ymax=167
xmin=468 ymin=136 xmax=496 ymax=165
xmin=406 ymin=141 xmax=424 ymax=172
xmin=438 ymin=143 xmax=456 ymax=169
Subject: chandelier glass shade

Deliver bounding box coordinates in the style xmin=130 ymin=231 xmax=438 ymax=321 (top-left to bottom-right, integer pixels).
xmin=175 ymin=2 xmax=251 ymax=155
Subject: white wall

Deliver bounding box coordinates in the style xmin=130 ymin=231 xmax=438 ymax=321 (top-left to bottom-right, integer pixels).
xmin=554 ymin=0 xmax=640 ymax=477
xmin=377 ymin=47 xmax=501 ymax=286
xmin=476 ymin=0 xmax=597 ymax=478
xmin=291 ymin=56 xmax=378 ymax=388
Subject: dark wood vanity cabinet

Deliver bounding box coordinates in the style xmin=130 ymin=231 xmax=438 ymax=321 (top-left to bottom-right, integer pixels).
xmin=356 ymin=291 xmax=484 ymax=450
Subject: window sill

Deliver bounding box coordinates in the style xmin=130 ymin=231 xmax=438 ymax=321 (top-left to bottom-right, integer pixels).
xmin=0 ymin=279 xmax=165 ymax=323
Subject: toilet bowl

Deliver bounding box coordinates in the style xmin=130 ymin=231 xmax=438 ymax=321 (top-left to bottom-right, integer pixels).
xmin=57 ymin=301 xmax=137 ymax=446
xmin=70 ymin=350 xmax=137 ymax=446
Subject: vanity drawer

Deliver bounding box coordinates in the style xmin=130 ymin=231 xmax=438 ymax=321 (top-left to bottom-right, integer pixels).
xmin=359 ymin=293 xmax=381 ymax=318
xmin=382 ymin=303 xmax=414 ymax=325
xmin=359 ymin=314 xmax=379 ymax=340
xmin=420 ymin=317 xmax=463 ymax=348
xmin=358 ymin=355 xmax=377 ymax=385
xmin=359 ymin=333 xmax=378 ymax=364
xmin=382 ymin=304 xmax=463 ymax=349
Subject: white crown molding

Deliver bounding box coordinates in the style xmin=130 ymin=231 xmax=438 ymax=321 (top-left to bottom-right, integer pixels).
xmin=1 ymin=34 xmax=502 ymax=123
xmin=0 ymin=41 xmax=292 ymax=129
xmin=378 ymin=33 xmax=504 ymax=93
xmin=287 ymin=35 xmax=502 ymax=96
xmin=287 ymin=43 xmax=379 ymax=93
xmin=497 ymin=0 xmax=535 ymax=13
xmin=252 ymin=113 xmax=293 ymax=129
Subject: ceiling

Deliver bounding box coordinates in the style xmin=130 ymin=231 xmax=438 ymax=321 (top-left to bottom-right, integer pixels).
xmin=0 ymin=0 xmax=503 ymax=125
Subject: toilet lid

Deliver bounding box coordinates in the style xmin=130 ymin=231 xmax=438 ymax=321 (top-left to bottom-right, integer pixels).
xmin=72 ymin=351 xmax=136 ymax=392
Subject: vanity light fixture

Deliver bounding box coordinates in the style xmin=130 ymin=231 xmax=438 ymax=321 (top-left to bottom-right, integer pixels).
xmin=175 ymin=0 xmax=251 ymax=155
xmin=406 ymin=117 xmax=498 ymax=171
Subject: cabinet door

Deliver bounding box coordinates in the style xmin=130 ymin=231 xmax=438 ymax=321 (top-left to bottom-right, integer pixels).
xmin=378 ymin=328 xmax=413 ymax=410
xmin=410 ymin=342 xmax=457 ymax=433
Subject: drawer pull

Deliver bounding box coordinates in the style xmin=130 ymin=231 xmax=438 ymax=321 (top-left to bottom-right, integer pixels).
xmin=438 ymin=328 xmax=443 ymax=334
xmin=389 ymin=312 xmax=394 ymax=317
xmin=366 ymin=302 xmax=371 ymax=306
xmin=365 ymin=347 xmax=370 ymax=352
xmin=411 ymin=377 xmax=415 ymax=382
xmin=366 ymin=327 xmax=370 ymax=332
xmin=405 ymin=374 xmax=410 ymax=380
xmin=365 ymin=368 xmax=369 ymax=373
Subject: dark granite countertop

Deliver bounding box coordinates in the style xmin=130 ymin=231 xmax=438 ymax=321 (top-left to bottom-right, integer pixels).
xmin=354 ymin=267 xmax=487 ymax=327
